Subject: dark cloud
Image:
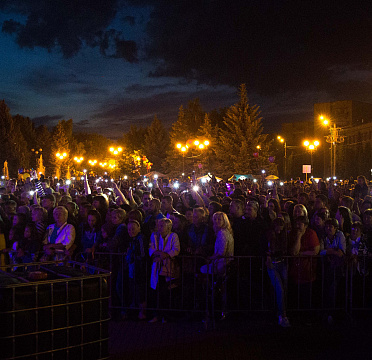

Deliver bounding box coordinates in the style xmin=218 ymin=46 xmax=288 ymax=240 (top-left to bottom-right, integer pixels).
xmin=123 ymin=16 xmax=135 ymax=26
xmin=112 ymin=39 xmax=137 ymax=62
xmin=1 ymin=0 xmax=138 ymax=62
xmin=22 ymin=69 xmax=79 ymax=95
xmin=75 ymin=119 xmax=90 ymax=127
xmin=90 ymin=87 xmax=237 ymax=135
xmin=96 ymin=28 xmax=138 ymax=62
xmin=31 ymin=114 xmax=64 ymax=126
xmin=141 ymin=1 xmax=372 ymax=97
xmin=22 ymin=69 xmax=106 ymax=96
xmin=124 ymin=83 xmax=181 ymax=94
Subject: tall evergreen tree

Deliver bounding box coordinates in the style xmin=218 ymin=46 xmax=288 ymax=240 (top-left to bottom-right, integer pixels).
xmin=122 ymin=125 xmax=147 ymax=153
xmin=165 ymin=106 xmax=194 ymax=176
xmin=143 ymin=115 xmax=169 ymax=173
xmin=184 ymin=98 xmax=205 ymax=133
xmin=0 ymin=101 xmax=29 ymax=176
xmin=197 ymin=114 xmax=219 ymax=173
xmin=215 ymin=84 xmax=275 ymax=177
xmin=36 ymin=125 xmax=53 ymax=175
xmin=50 ymin=121 xmax=70 ymax=178
xmin=13 ymin=114 xmax=38 ymax=170
xmin=74 ymin=132 xmax=111 ymax=161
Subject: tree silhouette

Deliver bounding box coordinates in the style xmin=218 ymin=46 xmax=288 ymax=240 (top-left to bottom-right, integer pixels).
xmin=143 ymin=115 xmax=169 ymax=173
xmin=0 ymin=101 xmax=29 ymax=177
xmin=215 ymin=84 xmax=275 ymax=177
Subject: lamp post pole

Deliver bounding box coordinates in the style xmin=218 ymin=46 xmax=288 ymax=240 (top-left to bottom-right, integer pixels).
xmin=303 ymin=140 xmax=320 ymax=178
xmin=325 ymin=123 xmax=344 ymax=178
xmin=277 ymin=136 xmax=287 ymax=180
xmin=320 ymin=116 xmax=344 ymax=178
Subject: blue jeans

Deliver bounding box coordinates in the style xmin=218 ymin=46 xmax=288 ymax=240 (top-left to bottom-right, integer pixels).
xmin=267 ymin=262 xmax=288 ymax=316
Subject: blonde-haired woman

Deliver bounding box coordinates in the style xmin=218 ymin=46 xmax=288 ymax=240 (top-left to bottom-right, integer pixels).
xmin=201 ymin=212 xmax=234 ymax=274
xmin=293 ymin=203 xmax=308 ymax=219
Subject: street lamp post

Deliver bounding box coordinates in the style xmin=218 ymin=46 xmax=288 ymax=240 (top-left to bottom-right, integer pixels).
xmin=320 ymin=116 xmax=344 ymax=178
xmin=109 ymin=146 xmax=123 ymax=177
xmin=73 ymin=156 xmax=84 ymax=175
xmin=303 ymin=140 xmax=320 ymax=179
xmin=88 ymin=159 xmax=97 ymax=173
xmin=277 ymin=136 xmax=287 ymax=180
xmin=55 ymin=151 xmax=67 ymax=179
xmin=176 ymin=139 xmax=210 ymax=176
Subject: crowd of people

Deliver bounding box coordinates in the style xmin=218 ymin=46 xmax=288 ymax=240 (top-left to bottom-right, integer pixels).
xmin=1 ymin=173 xmax=372 ymax=326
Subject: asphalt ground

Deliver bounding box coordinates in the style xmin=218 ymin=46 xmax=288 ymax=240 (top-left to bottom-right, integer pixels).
xmin=109 ymin=311 xmax=372 ymax=360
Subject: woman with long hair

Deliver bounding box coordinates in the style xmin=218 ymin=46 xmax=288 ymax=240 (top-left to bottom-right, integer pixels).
xmin=200 ymin=211 xmax=234 ymax=274
xmin=79 ymin=209 xmax=102 ymax=254
xmin=335 ymin=206 xmax=352 ymax=239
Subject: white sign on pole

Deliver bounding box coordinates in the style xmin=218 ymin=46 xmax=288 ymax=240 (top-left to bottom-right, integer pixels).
xmin=302 ymin=165 xmax=311 ymax=174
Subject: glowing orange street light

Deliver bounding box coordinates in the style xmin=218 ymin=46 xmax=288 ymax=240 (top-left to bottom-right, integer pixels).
xmin=176 ymin=139 xmax=210 ymax=175
xmin=109 ymin=146 xmax=123 ymax=155
xmin=303 ymin=140 xmax=320 ymax=177
xmin=74 ymin=156 xmax=84 ymax=163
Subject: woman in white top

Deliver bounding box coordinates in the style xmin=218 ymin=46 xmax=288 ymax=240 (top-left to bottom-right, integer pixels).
xmin=148 ymin=218 xmax=180 ymax=323
xmin=201 ymin=211 xmax=234 ymax=274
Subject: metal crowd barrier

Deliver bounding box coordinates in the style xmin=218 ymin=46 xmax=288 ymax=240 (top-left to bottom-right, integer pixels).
xmin=86 ymin=252 xmax=372 ymax=323
xmin=0 ymin=260 xmax=111 ymax=360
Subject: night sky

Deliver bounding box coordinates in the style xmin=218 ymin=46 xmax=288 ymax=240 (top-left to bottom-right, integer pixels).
xmin=1 ymin=0 xmax=372 ymax=138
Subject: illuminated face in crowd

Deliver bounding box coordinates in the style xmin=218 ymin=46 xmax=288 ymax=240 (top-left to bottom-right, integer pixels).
xmin=185 ymin=209 xmax=193 ymax=223
xmin=230 ymin=201 xmax=243 ymax=217
xmin=161 ymin=198 xmax=172 ymax=213
xmin=268 ymin=202 xmax=276 ymax=213
xmin=213 ymin=213 xmax=225 ymax=229
xmin=92 ymin=199 xmax=101 ymax=209
xmin=295 ymin=220 xmax=307 ymax=233
xmin=158 ymin=220 xmax=171 ymax=238
xmin=314 ymin=197 xmax=325 ymax=211
xmin=192 ymin=209 xmax=204 ymax=226
xmin=24 ymin=226 xmax=32 ymax=239
xmin=245 ymin=203 xmax=257 ymax=219
xmin=293 ymin=206 xmax=306 ymax=219
xmin=87 ymin=214 xmax=97 ymax=229
xmin=314 ymin=214 xmax=325 ymax=228
xmin=142 ymin=193 xmax=152 ymax=209
xmin=53 ymin=207 xmax=68 ymax=226
xmin=363 ymin=212 xmax=372 ymax=227
xmin=351 ymin=225 xmax=361 ymax=241
xmin=111 ymin=212 xmax=123 ymax=225
xmin=42 ymin=198 xmax=54 ymax=210
xmin=128 ymin=222 xmax=140 ymax=238
xmin=325 ymin=223 xmax=336 ymax=239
